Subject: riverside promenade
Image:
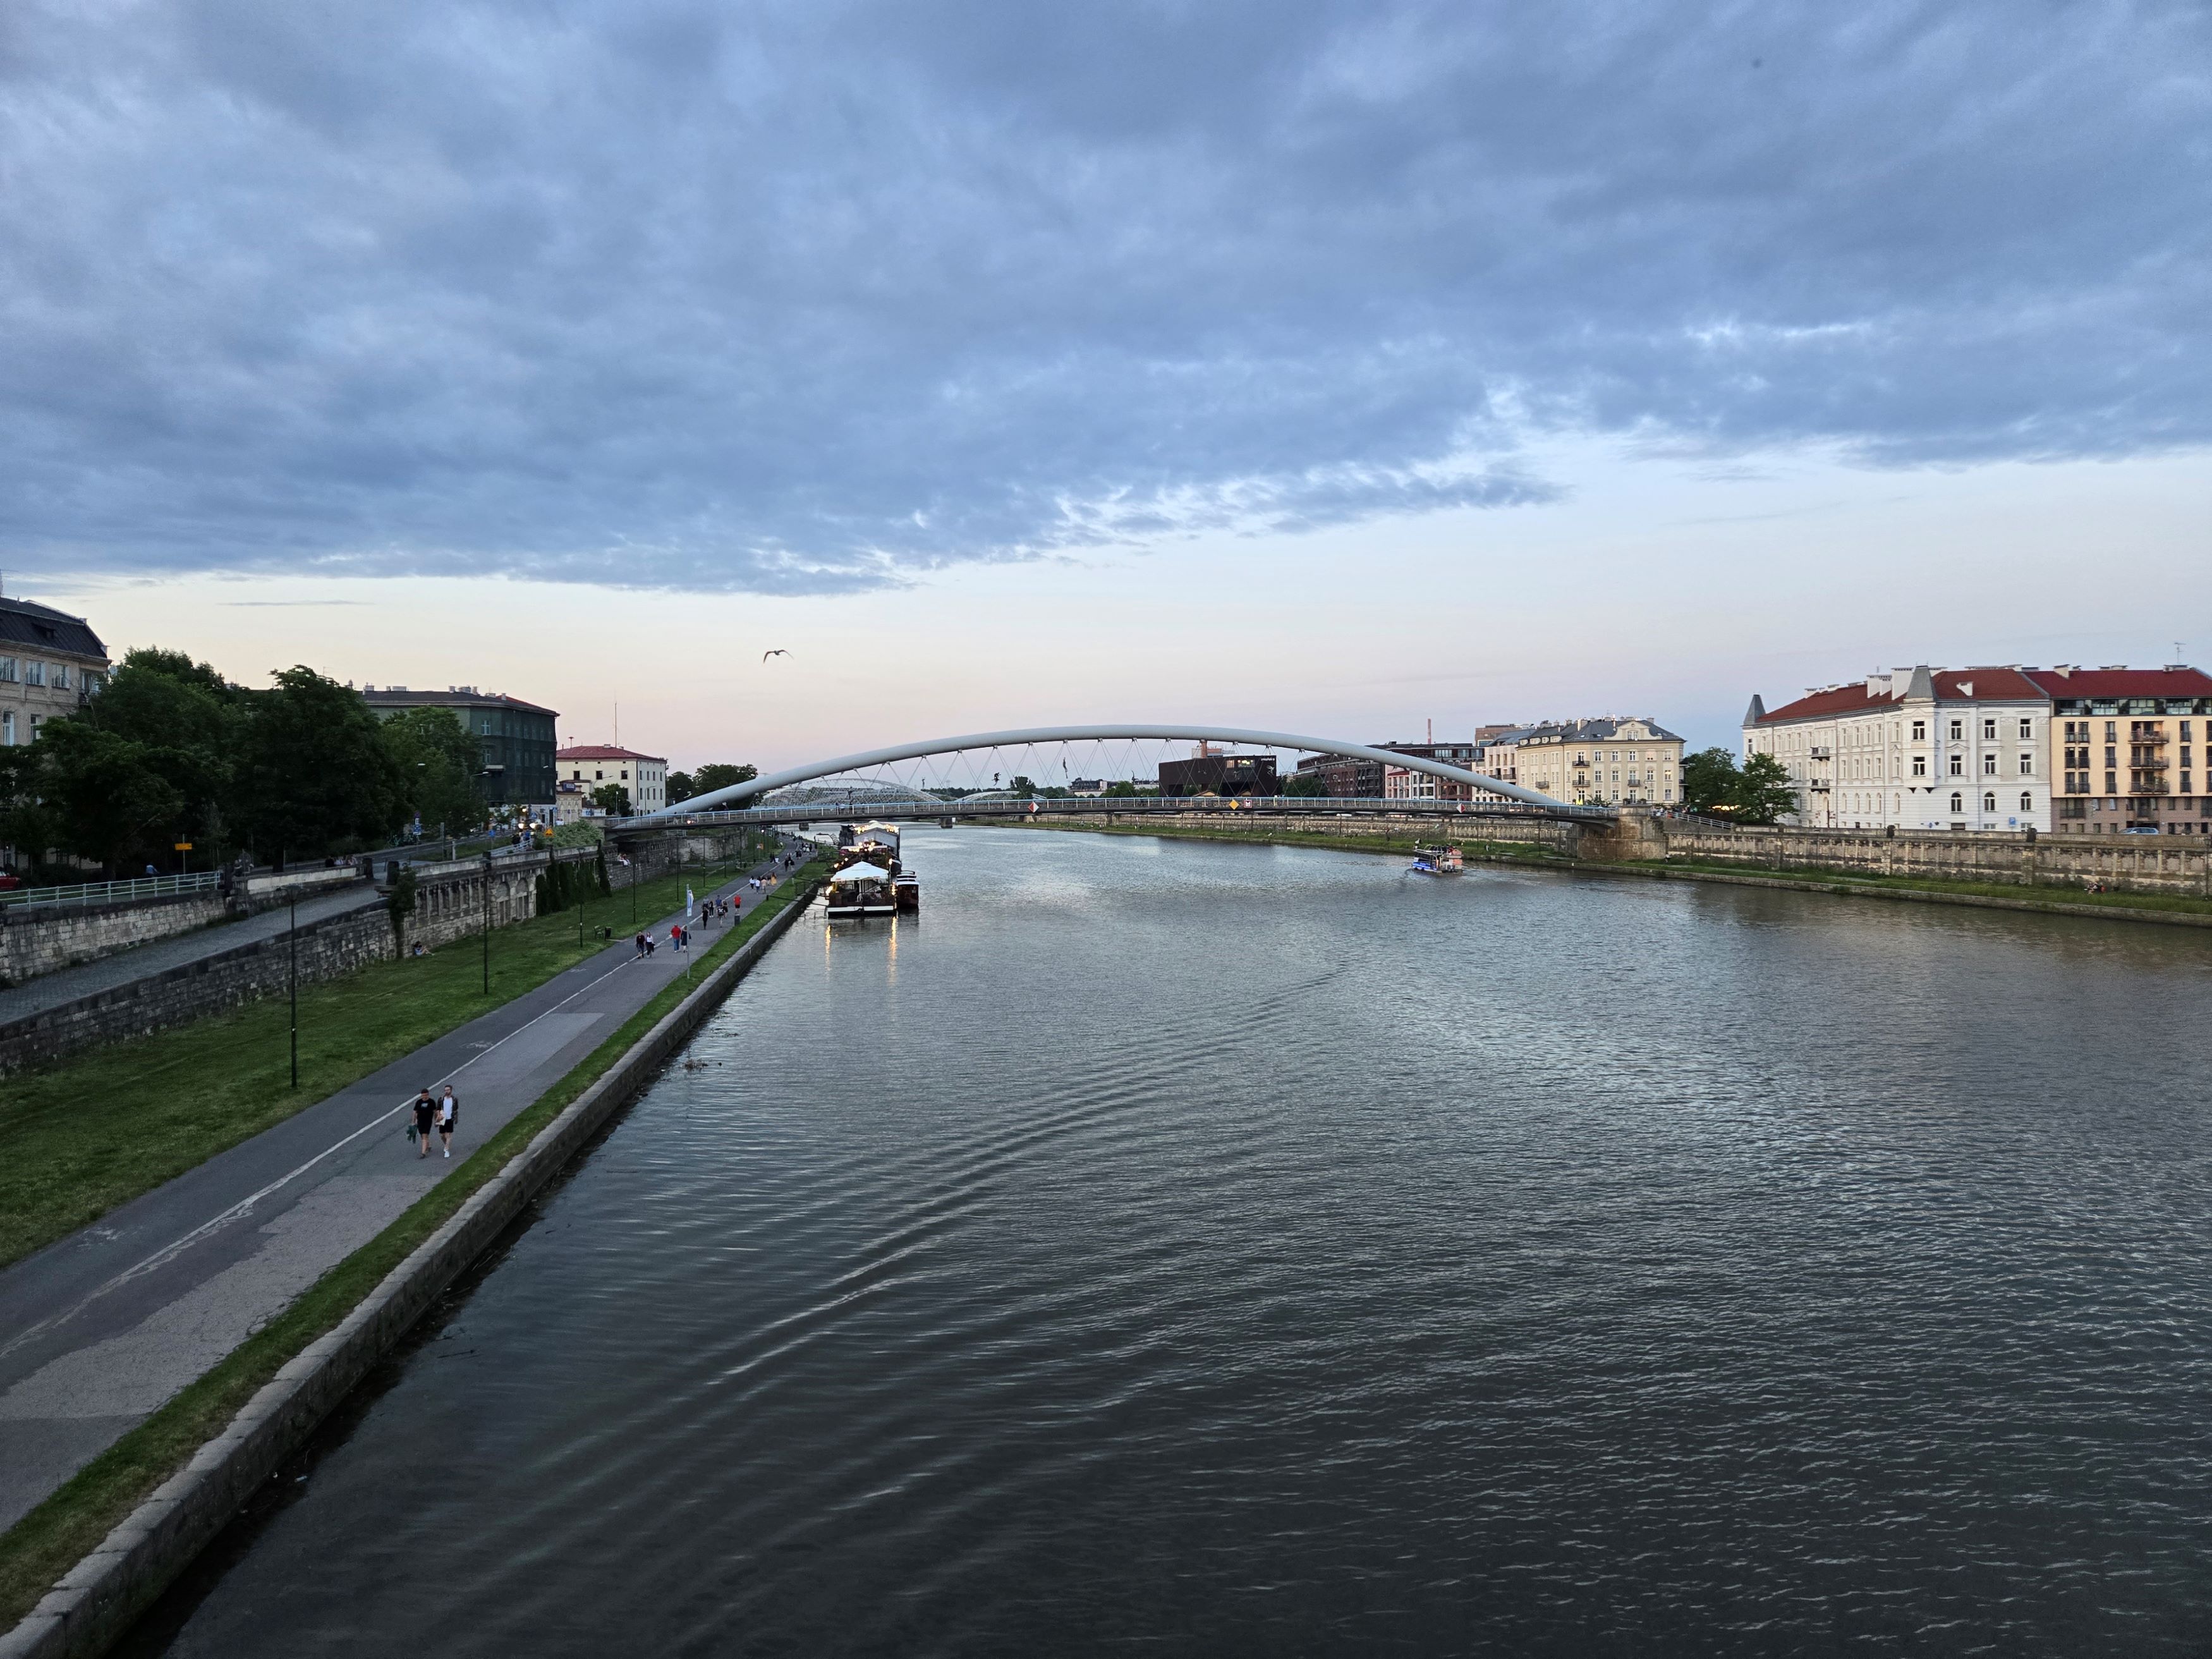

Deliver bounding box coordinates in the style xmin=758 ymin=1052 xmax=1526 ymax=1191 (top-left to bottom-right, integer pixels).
xmin=0 ymin=853 xmax=801 ymax=1532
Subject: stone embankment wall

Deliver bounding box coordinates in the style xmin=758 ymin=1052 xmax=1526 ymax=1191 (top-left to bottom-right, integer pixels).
xmin=1 ymin=892 xmax=232 ymax=989
xmin=0 ymin=867 xmax=369 ymax=991
xmin=1021 ymin=809 xmax=1579 ymax=853
xmin=0 ymin=853 xmax=591 ymax=1076
xmin=1021 ymin=807 xmax=2212 ymax=899
xmin=607 ymin=823 xmax=771 ymax=888
xmin=1651 ymin=822 xmax=2212 ymax=897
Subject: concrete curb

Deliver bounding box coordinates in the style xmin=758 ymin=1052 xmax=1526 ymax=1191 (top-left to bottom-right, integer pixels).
xmin=0 ymin=875 xmax=823 ymax=1659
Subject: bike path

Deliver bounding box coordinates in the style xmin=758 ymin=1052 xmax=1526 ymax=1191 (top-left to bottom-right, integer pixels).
xmin=0 ymin=853 xmax=808 ymax=1531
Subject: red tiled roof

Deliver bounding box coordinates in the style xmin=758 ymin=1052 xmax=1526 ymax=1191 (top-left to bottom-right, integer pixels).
xmin=2027 ymin=667 xmax=2212 ymax=698
xmin=1758 ymin=667 xmax=2047 ymax=724
xmin=556 ymin=744 xmax=666 ymax=762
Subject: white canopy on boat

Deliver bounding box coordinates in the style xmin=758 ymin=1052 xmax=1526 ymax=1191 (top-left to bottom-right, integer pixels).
xmin=827 ymin=861 xmax=891 ymax=883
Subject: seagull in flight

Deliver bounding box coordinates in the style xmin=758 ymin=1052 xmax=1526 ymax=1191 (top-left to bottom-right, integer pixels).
xmin=762 ymin=649 xmax=790 ymax=662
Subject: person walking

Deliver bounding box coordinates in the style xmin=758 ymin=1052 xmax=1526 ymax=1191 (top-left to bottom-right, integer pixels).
xmin=411 ymin=1088 xmax=437 ymax=1158
xmin=437 ymin=1086 xmax=459 ymax=1158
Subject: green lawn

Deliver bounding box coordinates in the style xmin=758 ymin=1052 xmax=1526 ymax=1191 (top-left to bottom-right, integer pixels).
xmin=0 ymin=857 xmax=829 ymax=1636
xmin=0 ymin=838 xmax=779 ymax=1270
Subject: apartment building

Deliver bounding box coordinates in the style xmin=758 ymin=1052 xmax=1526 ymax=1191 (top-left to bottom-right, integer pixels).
xmin=1510 ymin=718 xmax=1684 ymax=806
xmin=1744 ymin=667 xmax=2050 ymax=832
xmin=0 ymin=597 xmax=109 ymax=747
xmin=363 ymin=686 xmax=559 ymax=810
xmin=2043 ymin=665 xmax=2212 ymax=834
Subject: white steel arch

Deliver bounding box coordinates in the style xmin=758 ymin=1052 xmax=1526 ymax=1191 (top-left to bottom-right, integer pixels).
xmin=630 ymin=725 xmax=1588 ymax=820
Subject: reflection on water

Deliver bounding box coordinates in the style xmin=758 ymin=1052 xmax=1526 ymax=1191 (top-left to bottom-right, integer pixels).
xmin=135 ymin=829 xmax=2212 ymax=1655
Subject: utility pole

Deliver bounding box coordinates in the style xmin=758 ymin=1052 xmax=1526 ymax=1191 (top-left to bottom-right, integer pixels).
xmin=482 ymin=849 xmax=492 ymax=995
xmin=288 ymin=893 xmax=298 ymax=1090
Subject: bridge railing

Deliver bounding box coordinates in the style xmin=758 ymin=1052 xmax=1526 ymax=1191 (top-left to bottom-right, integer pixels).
xmin=0 ymin=870 xmax=225 ymax=912
xmin=607 ymin=794 xmax=1620 ymax=831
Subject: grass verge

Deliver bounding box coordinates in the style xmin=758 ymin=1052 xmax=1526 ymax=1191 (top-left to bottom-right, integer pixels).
xmin=0 ymin=839 xmax=779 ymax=1270
xmin=0 ymin=856 xmax=829 ymax=1636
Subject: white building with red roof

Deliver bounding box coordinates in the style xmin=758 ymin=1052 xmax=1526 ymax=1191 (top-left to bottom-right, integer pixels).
xmin=1742 ymin=665 xmax=2052 ymax=834
xmin=555 ymin=744 xmax=669 ymax=817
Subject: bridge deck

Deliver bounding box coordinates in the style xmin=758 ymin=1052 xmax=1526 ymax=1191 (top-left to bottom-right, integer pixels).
xmin=609 ymin=795 xmax=1620 ymax=831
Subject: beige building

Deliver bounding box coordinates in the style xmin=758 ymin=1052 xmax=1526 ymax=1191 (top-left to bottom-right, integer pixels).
xmin=2043 ymin=664 xmax=2212 ymax=834
xmin=556 ymin=744 xmax=668 ymax=815
xmin=0 ymin=597 xmax=109 ymax=748
xmin=1512 ymin=718 xmax=1685 ymax=806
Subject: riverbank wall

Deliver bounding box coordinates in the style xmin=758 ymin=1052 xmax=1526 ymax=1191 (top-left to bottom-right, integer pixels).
xmin=1003 ymin=810 xmax=2212 ymax=924
xmin=0 ymin=874 xmax=825 ymax=1659
xmin=0 ymin=854 xmax=592 ymax=1077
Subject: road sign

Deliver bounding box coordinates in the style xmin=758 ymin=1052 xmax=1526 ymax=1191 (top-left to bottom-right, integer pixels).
xmin=174 ymin=841 xmax=194 ymax=851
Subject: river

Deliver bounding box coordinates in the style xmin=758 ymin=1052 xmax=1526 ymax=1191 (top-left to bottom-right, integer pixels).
xmin=125 ymin=827 xmax=2212 ymax=1655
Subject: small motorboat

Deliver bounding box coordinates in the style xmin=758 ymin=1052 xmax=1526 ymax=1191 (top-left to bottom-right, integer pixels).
xmin=1407 ymin=844 xmax=1464 ymax=875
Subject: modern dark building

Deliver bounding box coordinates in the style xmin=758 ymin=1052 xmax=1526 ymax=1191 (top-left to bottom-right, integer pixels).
xmin=362 ymin=686 xmax=559 ymax=810
xmin=1157 ymin=752 xmax=1279 ymax=796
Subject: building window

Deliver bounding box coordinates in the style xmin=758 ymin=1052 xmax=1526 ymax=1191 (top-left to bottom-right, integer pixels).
xmin=1948 ymin=754 xmax=1963 ymax=776
xmin=0 ymin=658 xmax=14 ymax=683
xmin=2019 ymin=752 xmax=2033 ymax=775
xmin=0 ymin=712 xmax=11 ymax=744
xmin=24 ymin=662 xmax=44 ymax=687
xmin=2019 ymin=718 xmax=2033 ymax=740
xmin=2020 ymin=793 xmax=2033 ymax=813
xmin=1912 ymin=756 xmax=1927 ymax=777
xmin=1982 ymin=718 xmax=1996 ymax=741
xmin=1950 ymin=792 xmax=1964 ymax=813
xmin=1983 ymin=792 xmax=1997 ymax=813
xmin=52 ymin=664 xmax=70 ymax=690
xmin=1949 ymin=719 xmax=1963 ymax=741
xmin=1983 ymin=753 xmax=1996 ymax=776
xmin=1911 ymin=719 xmax=1926 ymax=741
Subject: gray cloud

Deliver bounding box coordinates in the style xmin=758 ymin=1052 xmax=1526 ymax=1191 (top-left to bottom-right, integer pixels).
xmin=1 ymin=0 xmax=2206 ymax=590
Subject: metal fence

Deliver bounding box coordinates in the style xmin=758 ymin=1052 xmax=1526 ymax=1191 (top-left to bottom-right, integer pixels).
xmin=0 ymin=870 xmax=224 ymax=912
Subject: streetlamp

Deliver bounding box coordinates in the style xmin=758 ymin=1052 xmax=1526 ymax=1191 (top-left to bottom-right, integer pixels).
xmin=482 ymin=848 xmax=492 ymax=995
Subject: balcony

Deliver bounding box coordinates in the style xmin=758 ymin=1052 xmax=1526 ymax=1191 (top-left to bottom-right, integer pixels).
xmin=2130 ymin=753 xmax=2169 ymax=770
xmin=1808 ymin=746 xmax=1833 ymax=760
xmin=2131 ymin=729 xmax=2169 ymax=745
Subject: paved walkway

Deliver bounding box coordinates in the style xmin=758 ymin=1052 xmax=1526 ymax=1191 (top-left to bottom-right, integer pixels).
xmin=0 ymin=850 xmax=812 ymax=1531
xmin=0 ymin=886 xmax=381 ymax=1026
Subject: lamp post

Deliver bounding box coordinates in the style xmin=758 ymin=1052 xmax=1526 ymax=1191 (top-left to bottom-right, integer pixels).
xmin=289 ymin=890 xmax=298 ymax=1090
xmin=482 ymin=848 xmax=492 ymax=995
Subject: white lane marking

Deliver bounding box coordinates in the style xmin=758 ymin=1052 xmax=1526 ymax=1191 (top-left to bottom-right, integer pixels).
xmin=0 ymin=868 xmax=772 ymax=1361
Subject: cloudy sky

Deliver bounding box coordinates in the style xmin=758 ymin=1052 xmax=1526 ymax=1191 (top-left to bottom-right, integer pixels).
xmin=4 ymin=0 xmax=2208 ymax=765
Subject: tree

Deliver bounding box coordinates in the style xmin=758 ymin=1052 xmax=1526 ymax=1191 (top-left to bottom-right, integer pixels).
xmin=666 ymin=770 xmax=696 ymax=804
xmin=1282 ymin=771 xmax=1327 ymax=797
xmin=379 ymin=705 xmax=487 ymax=835
xmin=1731 ymin=752 xmax=1798 ymax=826
xmin=32 ymin=721 xmax=185 ymax=875
xmin=232 ymin=667 xmax=408 ymax=861
xmin=0 ymin=741 xmax=58 ymax=871
xmin=1679 ymin=748 xmax=1741 ymax=815
xmin=692 ymin=762 xmax=757 ymax=796
xmin=590 ymin=782 xmax=632 ymax=815
xmin=80 ymin=648 xmax=246 ymax=863
xmin=1009 ymin=774 xmax=1038 ymax=796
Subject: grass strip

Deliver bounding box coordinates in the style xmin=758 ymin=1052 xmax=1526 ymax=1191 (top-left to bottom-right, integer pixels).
xmin=0 ymin=857 xmax=829 ymax=1636
xmin=0 ymin=840 xmax=780 ymax=1270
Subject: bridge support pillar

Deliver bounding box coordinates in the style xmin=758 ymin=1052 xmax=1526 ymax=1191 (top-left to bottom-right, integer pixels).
xmin=1574 ymin=811 xmax=1669 ymax=863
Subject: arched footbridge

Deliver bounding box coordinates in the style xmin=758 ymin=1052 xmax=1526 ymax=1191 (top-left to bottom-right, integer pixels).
xmin=617 ymin=725 xmax=1612 ymax=827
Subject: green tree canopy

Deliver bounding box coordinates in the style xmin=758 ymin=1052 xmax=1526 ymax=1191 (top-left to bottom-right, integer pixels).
xmin=1679 ymin=748 xmax=1741 ymax=815
xmin=379 ymin=705 xmax=488 ymax=836
xmin=1731 ymin=752 xmax=1798 ymax=826
xmin=1282 ymin=770 xmax=1328 ymax=796
xmin=665 ymin=770 xmax=695 ymax=803
xmin=232 ymin=667 xmax=407 ymax=861
xmin=691 ymin=762 xmax=757 ymax=795
xmin=79 ymin=648 xmax=246 ymax=860
xmin=32 ymin=721 xmax=186 ymax=876
xmin=589 ymin=782 xmax=632 ymax=815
